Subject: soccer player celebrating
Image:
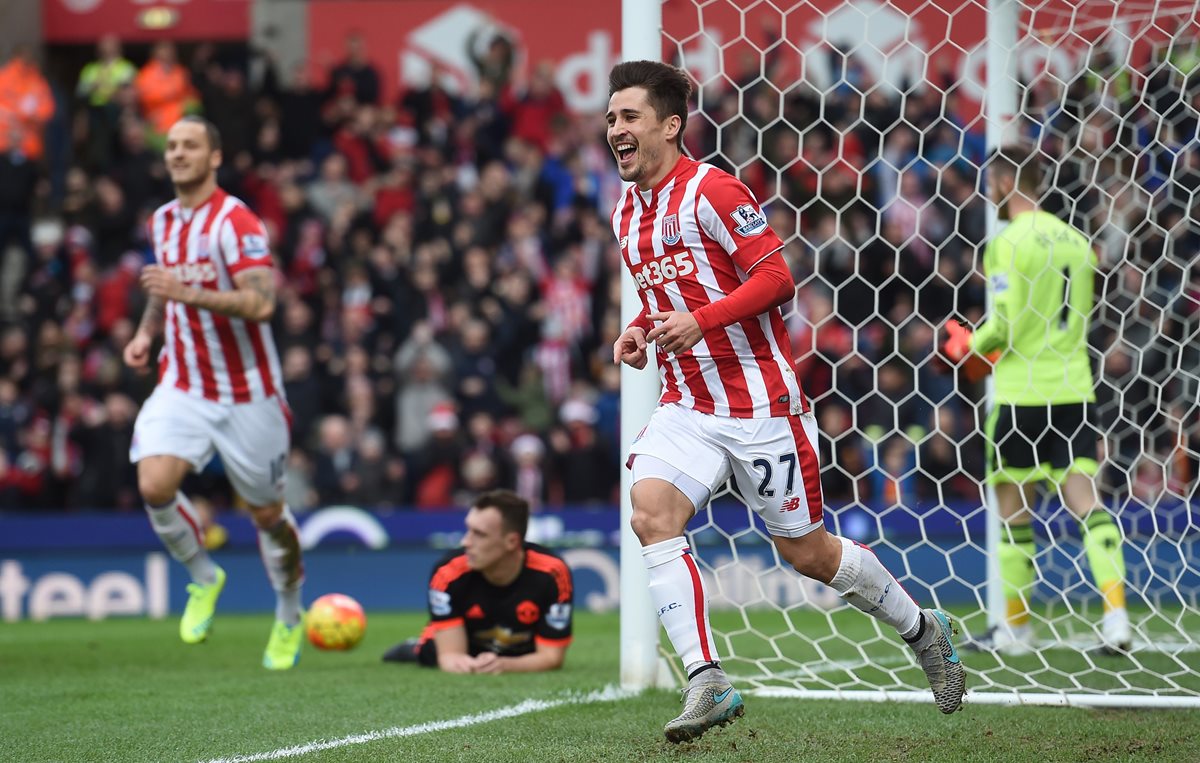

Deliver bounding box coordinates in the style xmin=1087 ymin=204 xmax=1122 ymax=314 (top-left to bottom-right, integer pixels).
xmin=608 ymin=61 xmax=965 ymax=743
xmin=943 ymin=145 xmax=1131 ymax=655
xmin=381 ymin=490 xmax=573 ymax=673
xmin=124 ymin=116 xmax=305 ymax=669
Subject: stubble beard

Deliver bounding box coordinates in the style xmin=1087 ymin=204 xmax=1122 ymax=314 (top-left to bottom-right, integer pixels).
xmin=619 ymin=161 xmax=642 ymax=184
xmin=172 ymin=168 xmax=211 ymax=198
xmin=622 ymin=144 xmax=660 ymax=187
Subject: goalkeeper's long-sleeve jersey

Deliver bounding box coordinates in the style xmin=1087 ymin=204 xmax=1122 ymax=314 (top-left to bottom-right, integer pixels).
xmin=971 ymin=209 xmax=1097 ymax=405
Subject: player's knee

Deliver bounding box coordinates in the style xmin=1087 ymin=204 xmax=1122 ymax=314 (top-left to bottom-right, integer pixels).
xmin=247 ymin=502 xmax=285 ymax=529
xmin=776 ymin=530 xmax=840 ymax=582
xmin=630 ymin=503 xmax=678 ymax=546
xmin=629 ymin=506 xmax=660 ymax=545
xmin=137 ymin=469 xmax=178 ymax=507
xmin=784 ymin=547 xmax=824 ymax=579
xmin=630 ymin=481 xmax=691 ymax=544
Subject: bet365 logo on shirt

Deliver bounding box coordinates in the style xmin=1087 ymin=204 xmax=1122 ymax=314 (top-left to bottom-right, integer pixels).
xmin=167 ymin=261 xmax=218 ymax=284
xmin=633 ymin=251 xmax=695 ymax=290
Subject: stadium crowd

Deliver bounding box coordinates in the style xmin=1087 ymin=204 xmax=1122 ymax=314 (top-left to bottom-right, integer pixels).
xmin=0 ymin=31 xmax=1195 ymax=515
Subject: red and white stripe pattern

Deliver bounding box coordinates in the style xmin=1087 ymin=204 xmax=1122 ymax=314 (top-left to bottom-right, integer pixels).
xmin=644 ymin=535 xmax=718 ymax=668
xmin=787 ymin=412 xmax=825 ymax=527
xmin=613 ymin=156 xmax=805 ymax=418
xmin=150 ymin=188 xmax=284 ymax=405
xmin=679 ymin=547 xmax=713 ymax=663
xmin=175 ymin=493 xmax=205 ymax=546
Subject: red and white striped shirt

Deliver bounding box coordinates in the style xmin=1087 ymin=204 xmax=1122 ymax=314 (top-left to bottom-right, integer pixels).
xmin=613 ymin=156 xmax=806 ymax=418
xmin=150 ymin=188 xmax=285 ymax=405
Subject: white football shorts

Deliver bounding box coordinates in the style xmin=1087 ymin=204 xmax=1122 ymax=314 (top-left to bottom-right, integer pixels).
xmin=130 ymin=385 xmax=290 ymax=507
xmin=628 ymin=402 xmax=826 ymax=538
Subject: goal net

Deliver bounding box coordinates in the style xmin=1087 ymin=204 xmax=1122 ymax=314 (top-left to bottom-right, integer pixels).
xmin=624 ymin=0 xmax=1200 ymax=707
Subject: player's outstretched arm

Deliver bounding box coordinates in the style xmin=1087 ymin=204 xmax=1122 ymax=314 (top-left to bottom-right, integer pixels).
xmin=140 ymin=265 xmax=277 ymax=322
xmin=123 ymin=294 xmax=165 ymax=372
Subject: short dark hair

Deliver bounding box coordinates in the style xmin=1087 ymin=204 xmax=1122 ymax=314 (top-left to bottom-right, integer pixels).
xmin=988 ymin=144 xmax=1041 ymax=194
xmin=178 ymin=115 xmax=223 ymax=153
xmin=608 ymin=60 xmax=692 ymax=150
xmin=471 ymin=489 xmax=529 ymax=540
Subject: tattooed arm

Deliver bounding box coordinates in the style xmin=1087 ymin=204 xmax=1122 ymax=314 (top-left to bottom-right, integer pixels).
xmin=140 ymin=265 xmax=277 ymax=323
xmin=138 ymin=294 xmax=167 ymax=338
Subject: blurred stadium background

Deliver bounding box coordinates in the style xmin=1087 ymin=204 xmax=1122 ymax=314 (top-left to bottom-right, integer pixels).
xmin=1 ymin=0 xmax=1199 ymax=754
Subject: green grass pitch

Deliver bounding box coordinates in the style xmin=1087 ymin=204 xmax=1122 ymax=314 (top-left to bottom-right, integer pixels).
xmin=3 ymin=611 xmax=1200 ymax=762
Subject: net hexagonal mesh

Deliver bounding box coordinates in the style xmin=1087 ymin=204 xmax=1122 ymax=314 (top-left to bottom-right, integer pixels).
xmin=654 ymin=0 xmax=1200 ymax=705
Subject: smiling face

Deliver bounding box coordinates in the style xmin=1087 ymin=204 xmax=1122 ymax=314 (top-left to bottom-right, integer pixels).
xmin=164 ymin=120 xmax=220 ymax=193
xmin=606 ymin=86 xmax=681 ymax=190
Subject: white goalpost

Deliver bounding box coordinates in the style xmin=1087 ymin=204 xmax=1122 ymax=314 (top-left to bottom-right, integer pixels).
xmin=619 ymin=0 xmax=1200 ymax=708
xmin=618 ymin=0 xmax=672 ymax=691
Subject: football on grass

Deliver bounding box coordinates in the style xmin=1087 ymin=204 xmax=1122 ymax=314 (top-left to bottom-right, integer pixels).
xmin=306 ymin=593 xmax=367 ymax=650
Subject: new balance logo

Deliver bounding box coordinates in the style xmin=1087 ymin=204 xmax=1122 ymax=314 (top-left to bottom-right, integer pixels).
xmin=780 ymin=497 xmax=802 ymax=513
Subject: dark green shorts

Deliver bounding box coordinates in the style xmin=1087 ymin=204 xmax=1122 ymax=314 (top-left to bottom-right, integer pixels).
xmin=985 ymin=402 xmax=1099 ymax=484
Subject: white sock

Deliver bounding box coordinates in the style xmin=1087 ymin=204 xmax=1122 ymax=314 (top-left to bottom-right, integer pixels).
xmin=828 ymin=535 xmax=921 ymax=636
xmin=145 ymin=493 xmax=217 ymax=585
xmin=276 ymin=589 xmax=303 ymax=627
xmin=1102 ymin=606 xmax=1131 ymax=641
xmin=643 ymin=536 xmax=717 ymax=670
xmin=257 ymin=506 xmax=305 ymax=626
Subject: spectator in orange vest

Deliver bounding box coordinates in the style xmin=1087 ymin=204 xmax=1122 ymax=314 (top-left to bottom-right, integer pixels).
xmin=0 ymin=45 xmax=53 ymax=298
xmin=0 ymin=44 xmax=55 ymax=161
xmin=135 ymin=42 xmax=198 ymax=147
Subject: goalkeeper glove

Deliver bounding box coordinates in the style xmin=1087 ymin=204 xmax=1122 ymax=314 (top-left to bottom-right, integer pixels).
xmin=941 ymin=321 xmax=973 ymax=363
xmin=963 ymin=350 xmax=1001 ymax=383
xmin=941 ymin=321 xmax=1000 ymax=382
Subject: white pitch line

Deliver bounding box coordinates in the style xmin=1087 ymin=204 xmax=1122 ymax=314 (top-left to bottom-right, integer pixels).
xmin=199 ymin=685 xmax=635 ymax=763
xmin=726 ymin=653 xmax=910 ymax=683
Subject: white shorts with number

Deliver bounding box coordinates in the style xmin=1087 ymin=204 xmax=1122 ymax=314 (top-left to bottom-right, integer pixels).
xmin=130 ymin=386 xmax=290 ymax=506
xmin=629 ymin=403 xmax=825 ymax=538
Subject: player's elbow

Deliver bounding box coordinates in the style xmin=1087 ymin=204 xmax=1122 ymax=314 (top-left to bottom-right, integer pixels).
xmin=765 ymin=268 xmax=795 ymax=309
xmin=539 ymin=646 xmax=568 ymax=671
xmin=773 ymin=277 xmax=796 ymax=308
xmin=756 ymin=255 xmax=795 ymax=309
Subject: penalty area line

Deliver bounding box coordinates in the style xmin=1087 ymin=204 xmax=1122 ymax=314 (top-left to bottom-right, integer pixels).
xmin=198 ymin=685 xmax=636 ymax=763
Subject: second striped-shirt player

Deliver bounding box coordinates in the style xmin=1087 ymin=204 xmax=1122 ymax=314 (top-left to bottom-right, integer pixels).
xmin=607 ymin=60 xmax=966 ymax=742
xmin=124 ymin=116 xmax=304 ymax=670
